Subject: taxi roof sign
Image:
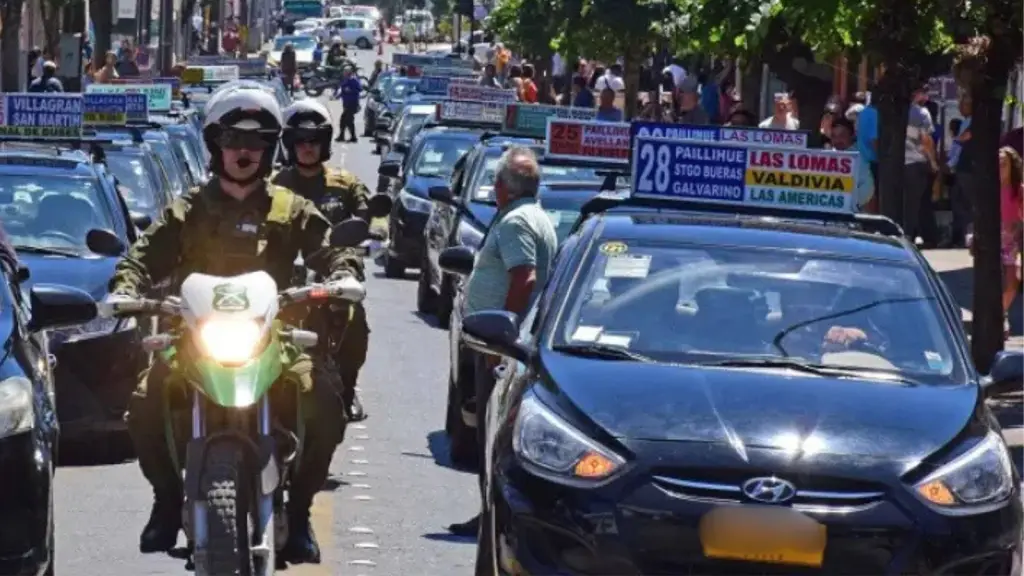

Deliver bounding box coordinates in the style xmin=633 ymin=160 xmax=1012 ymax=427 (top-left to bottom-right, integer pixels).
xmin=630 ymin=134 xmax=860 ymax=214
xmin=87 ymin=83 xmax=173 ymax=112
xmin=435 ymin=100 xmax=504 ymax=126
xmin=393 ymin=53 xmax=474 ymax=70
xmin=503 ymin=103 xmax=597 ymax=139
xmin=544 ymin=118 xmax=629 ymax=165
xmin=418 ymin=75 xmax=477 ymax=95
xmin=445 ymin=83 xmax=516 ymax=103
xmin=630 ymin=121 xmax=810 ymax=149
xmin=181 ymin=65 xmax=240 ymax=84
xmin=0 ymin=93 xmax=84 ymax=139
xmin=420 ymin=66 xmax=477 ymax=77
xmin=83 ymin=93 xmax=128 ymax=126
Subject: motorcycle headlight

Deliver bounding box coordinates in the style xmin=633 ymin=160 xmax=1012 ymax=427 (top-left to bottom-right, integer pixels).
xmin=398 ymin=189 xmax=432 ymax=213
xmin=458 ymin=221 xmax=484 ymax=250
xmin=912 ymin=431 xmax=1015 ymax=514
xmin=512 ymin=393 xmax=627 ymax=487
xmin=199 ymin=319 xmax=263 ymax=365
xmin=0 ymin=377 xmax=33 ymax=439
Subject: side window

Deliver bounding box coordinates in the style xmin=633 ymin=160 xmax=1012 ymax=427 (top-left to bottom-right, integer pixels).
xmin=535 ymin=234 xmax=580 ymax=331
xmin=518 ymin=300 xmax=540 ymax=345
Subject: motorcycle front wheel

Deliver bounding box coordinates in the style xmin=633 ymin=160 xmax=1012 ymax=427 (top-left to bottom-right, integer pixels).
xmin=199 ymin=441 xmax=254 ymax=576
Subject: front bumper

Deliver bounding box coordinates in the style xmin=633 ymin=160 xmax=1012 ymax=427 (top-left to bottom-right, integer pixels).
xmin=493 ymin=449 xmax=1023 ymax=575
xmin=0 ymin=431 xmax=52 ymax=574
xmin=53 ymin=328 xmax=146 ymax=437
xmin=388 ymin=202 xmax=429 ymax=265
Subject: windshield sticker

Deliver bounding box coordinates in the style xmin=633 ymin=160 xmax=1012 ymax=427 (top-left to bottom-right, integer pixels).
xmin=597 ymin=333 xmax=633 ymax=348
xmin=212 ymin=283 xmax=250 ymax=311
xmin=604 ymin=254 xmax=651 ymax=278
xmin=545 ymin=210 xmax=564 ymax=227
xmin=599 ymin=241 xmax=628 ymax=255
xmin=571 ymin=325 xmax=603 ymax=342
xmin=924 ymin=351 xmax=944 ymax=370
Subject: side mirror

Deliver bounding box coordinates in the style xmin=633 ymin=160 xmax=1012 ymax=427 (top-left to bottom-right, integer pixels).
xmin=330 ymin=217 xmax=370 ymax=247
xmin=86 ymin=228 xmax=126 ymax=257
xmin=462 ymin=310 xmax=532 ymax=362
xmin=439 ymin=245 xmax=475 ymax=277
xmin=367 ymin=194 xmax=393 ymax=218
xmin=428 ymin=185 xmax=456 ymax=206
xmin=15 ymin=264 xmax=29 ymax=283
xmin=394 ymin=141 xmax=409 ymax=154
xmin=27 ymin=284 xmax=97 ymax=332
xmin=378 ymin=161 xmax=400 ymax=178
xmin=982 ymin=350 xmax=1024 ymax=398
xmin=130 ymin=211 xmax=153 ymax=231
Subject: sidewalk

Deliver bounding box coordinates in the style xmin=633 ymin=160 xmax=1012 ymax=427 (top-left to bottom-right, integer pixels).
xmin=923 ymin=249 xmax=1024 ymax=350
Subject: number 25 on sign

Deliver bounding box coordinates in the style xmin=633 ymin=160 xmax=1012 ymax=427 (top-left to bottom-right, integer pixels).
xmin=551 ymin=122 xmax=581 ymax=142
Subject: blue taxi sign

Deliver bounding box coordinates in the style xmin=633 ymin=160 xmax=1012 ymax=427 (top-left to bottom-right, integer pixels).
xmin=0 ymin=93 xmax=83 ymax=138
xmin=124 ymin=93 xmax=149 ymax=123
xmin=435 ymin=100 xmax=504 ymax=126
xmin=630 ymin=121 xmax=810 ymax=149
xmin=83 ymin=93 xmax=128 ymax=125
xmin=445 ymin=83 xmax=516 ymax=103
xmin=393 ymin=53 xmax=474 ymax=70
xmin=87 ymin=83 xmax=173 ymax=112
xmin=418 ymin=75 xmax=477 ymax=95
xmin=631 ymin=135 xmax=859 ymax=213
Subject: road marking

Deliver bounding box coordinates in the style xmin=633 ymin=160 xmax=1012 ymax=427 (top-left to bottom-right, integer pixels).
xmin=351 ymin=483 xmax=372 ymax=489
xmin=351 ymin=424 xmax=368 ymax=430
xmin=353 ymin=494 xmax=374 ymax=501
xmin=355 ymin=542 xmax=380 ymax=549
xmin=349 ymin=526 xmax=375 ymax=534
xmin=355 ymin=434 xmax=370 ymax=440
xmin=347 ymin=470 xmax=368 ymax=477
xmin=351 ymin=459 xmax=370 ymax=464
xmin=349 ymin=559 xmax=377 ymax=566
xmin=349 ymin=445 xmax=366 ymax=451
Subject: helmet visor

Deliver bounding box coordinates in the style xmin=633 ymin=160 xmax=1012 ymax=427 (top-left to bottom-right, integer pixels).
xmin=216 ymin=128 xmax=276 ymax=151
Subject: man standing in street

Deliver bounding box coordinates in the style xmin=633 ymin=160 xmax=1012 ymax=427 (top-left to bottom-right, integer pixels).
xmin=447 ymin=147 xmax=558 ymax=538
xmin=903 ymin=82 xmax=940 ymax=247
xmin=28 ymin=61 xmax=64 ymax=92
xmin=336 ymin=67 xmax=361 ymax=143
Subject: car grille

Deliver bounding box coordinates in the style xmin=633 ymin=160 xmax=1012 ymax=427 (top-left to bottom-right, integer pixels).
xmin=651 ymin=474 xmax=885 ymax=514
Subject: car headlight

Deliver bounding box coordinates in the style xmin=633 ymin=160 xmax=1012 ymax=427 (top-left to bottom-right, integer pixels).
xmin=399 ymin=189 xmax=432 ymax=213
xmin=0 ymin=377 xmax=33 ymax=439
xmin=912 ymin=431 xmax=1015 ymax=514
xmin=458 ymin=221 xmax=484 ymax=250
xmin=199 ymin=319 xmax=263 ymax=365
xmin=51 ymin=316 xmax=138 ymax=345
xmin=512 ymin=393 xmax=626 ymax=487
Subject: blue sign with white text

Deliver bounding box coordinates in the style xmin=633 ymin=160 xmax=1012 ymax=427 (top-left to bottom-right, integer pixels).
xmin=0 ymin=93 xmax=83 ymax=138
xmin=124 ymin=93 xmax=149 ymax=122
xmin=83 ymin=93 xmax=128 ymax=126
xmin=630 ymin=121 xmax=809 ymax=149
xmin=418 ymin=76 xmax=449 ymax=95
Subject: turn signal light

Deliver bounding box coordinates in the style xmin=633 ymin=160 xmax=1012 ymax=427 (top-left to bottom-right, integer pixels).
xmin=917 ymin=480 xmax=956 ymax=505
xmin=574 ymin=452 xmax=618 ymax=479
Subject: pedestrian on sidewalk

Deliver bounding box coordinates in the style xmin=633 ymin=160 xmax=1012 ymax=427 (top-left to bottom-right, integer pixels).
xmin=336 ymin=67 xmax=361 ymax=143
xmin=447 ymin=147 xmax=557 ymax=539
xmin=998 ymin=147 xmax=1023 ymax=327
xmin=947 ymin=96 xmax=974 ymax=247
xmin=903 ymin=82 xmax=940 ymax=248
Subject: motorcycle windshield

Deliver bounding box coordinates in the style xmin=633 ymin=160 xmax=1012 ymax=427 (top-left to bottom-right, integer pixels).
xmin=192 ymin=339 xmax=284 ymax=407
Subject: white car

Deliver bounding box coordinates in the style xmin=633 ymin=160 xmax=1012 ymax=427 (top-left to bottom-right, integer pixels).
xmin=293 ymin=18 xmax=322 ymax=35
xmin=269 ymin=34 xmax=318 ymax=68
xmin=323 ymin=17 xmax=377 ymax=49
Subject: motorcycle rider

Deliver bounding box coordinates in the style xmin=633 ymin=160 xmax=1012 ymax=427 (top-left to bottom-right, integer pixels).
xmin=108 ymin=84 xmax=355 ymax=564
xmin=325 ymin=40 xmax=347 ymax=68
xmin=272 ymin=99 xmax=382 ymax=423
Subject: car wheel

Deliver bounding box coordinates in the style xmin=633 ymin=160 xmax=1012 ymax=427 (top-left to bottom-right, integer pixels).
xmin=437 ymin=276 xmax=453 ymax=329
xmin=357 ymin=37 xmax=372 ymax=49
xmin=446 ymin=360 xmax=478 ymax=470
xmin=383 ymin=252 xmax=405 ymax=278
xmin=417 ymin=262 xmax=437 ymax=315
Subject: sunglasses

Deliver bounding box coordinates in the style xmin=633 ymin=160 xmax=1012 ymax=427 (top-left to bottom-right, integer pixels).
xmin=289 ymin=128 xmax=322 ymax=144
xmin=217 ymin=129 xmax=274 ymax=151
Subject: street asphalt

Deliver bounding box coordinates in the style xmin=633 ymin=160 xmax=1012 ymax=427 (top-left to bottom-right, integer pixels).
xmin=52 ymin=43 xmax=1023 ymax=574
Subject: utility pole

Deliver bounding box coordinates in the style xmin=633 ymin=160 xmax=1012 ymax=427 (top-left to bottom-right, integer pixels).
xmin=159 ymin=0 xmax=174 ymax=72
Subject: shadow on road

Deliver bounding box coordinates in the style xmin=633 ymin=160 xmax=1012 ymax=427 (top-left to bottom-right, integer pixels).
xmin=422 ymin=532 xmax=476 ymax=544
xmin=425 ymin=429 xmax=475 ymax=473
xmin=414 ymin=310 xmax=444 ymax=329
xmin=57 ymin=432 xmax=135 ymax=467
xmin=322 ymin=476 xmax=347 ymax=492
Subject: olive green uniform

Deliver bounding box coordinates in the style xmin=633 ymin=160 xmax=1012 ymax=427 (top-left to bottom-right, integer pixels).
xmin=111 ymin=178 xmax=363 ymax=506
xmin=271 ymin=166 xmax=383 ymax=399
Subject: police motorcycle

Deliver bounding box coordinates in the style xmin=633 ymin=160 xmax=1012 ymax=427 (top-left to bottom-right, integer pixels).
xmin=93 ymin=214 xmax=384 ymax=575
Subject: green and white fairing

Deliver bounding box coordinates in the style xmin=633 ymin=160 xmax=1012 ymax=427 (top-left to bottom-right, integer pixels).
xmin=179 ymin=271 xmax=283 ymax=408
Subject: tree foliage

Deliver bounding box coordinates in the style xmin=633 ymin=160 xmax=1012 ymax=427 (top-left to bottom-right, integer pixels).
xmin=0 ymin=0 xmax=25 ymax=91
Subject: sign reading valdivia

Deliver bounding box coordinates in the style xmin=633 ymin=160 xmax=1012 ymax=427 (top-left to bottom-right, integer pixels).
xmin=0 ymin=93 xmax=83 ymax=138
xmin=631 ymin=135 xmax=859 ymax=213
xmin=87 ymin=83 xmax=173 ymax=112
xmin=503 ymin=103 xmax=596 ymax=138
xmin=630 ymin=121 xmax=810 ymax=149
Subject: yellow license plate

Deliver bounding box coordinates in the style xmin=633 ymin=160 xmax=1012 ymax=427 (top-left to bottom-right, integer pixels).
xmin=182 ymin=67 xmax=205 ymax=84
xmin=699 ymin=506 xmax=827 ymax=567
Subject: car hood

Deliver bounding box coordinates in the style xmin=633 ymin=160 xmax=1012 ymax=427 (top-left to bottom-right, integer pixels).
xmin=19 ymin=253 xmax=115 ymax=300
xmin=541 ymin=352 xmax=977 ymax=461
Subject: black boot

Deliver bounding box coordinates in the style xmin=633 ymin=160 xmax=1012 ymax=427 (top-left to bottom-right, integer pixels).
xmin=342 ymin=382 xmax=368 ymax=422
xmin=281 ymin=500 xmax=321 ymax=564
xmin=140 ymin=494 xmax=182 ymax=553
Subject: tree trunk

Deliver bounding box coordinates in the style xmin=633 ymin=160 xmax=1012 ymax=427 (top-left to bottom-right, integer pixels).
xmin=41 ymin=0 xmax=64 ymax=59
xmin=89 ymin=0 xmax=112 ymax=69
xmin=623 ymin=42 xmax=640 ymax=120
xmin=739 ymin=58 xmax=762 ymax=113
xmin=759 ymin=18 xmax=832 ymax=144
xmin=874 ymin=67 xmax=912 ymax=222
xmin=1 ymin=0 xmax=25 ymax=91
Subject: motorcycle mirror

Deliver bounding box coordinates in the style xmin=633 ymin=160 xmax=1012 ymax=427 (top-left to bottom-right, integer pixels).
xmin=367 ymin=194 xmax=393 ymax=218
xmin=330 ymin=218 xmax=370 ymax=247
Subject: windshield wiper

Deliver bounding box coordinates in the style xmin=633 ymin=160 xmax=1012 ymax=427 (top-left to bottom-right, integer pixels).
xmin=552 ymin=344 xmax=653 ymax=362
xmin=704 ymin=358 xmax=918 ymax=384
xmin=14 ymin=245 xmax=82 ymax=257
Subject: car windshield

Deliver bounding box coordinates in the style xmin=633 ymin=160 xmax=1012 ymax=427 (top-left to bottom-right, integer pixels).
xmin=275 ymin=36 xmax=316 ymax=50
xmin=412 ymin=137 xmax=474 ymax=178
xmin=0 ymin=174 xmax=115 ymax=252
xmin=147 ymin=149 xmax=175 ymax=197
xmin=168 ymin=135 xmax=201 ymax=186
xmin=396 ymin=112 xmax=431 ymax=143
xmin=171 ymin=132 xmax=205 ymax=182
xmin=469 ymin=154 xmax=603 ymax=203
xmin=148 ymin=140 xmax=185 ymax=196
xmin=533 ymin=190 xmax=599 ymax=243
xmin=555 ymin=240 xmax=960 ymax=382
xmin=104 ymin=153 xmax=162 ymax=214
xmin=387 ymin=80 xmax=417 ymax=102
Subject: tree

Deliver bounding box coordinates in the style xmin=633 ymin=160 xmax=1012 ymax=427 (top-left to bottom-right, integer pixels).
xmin=0 ymin=0 xmax=25 ymax=91
xmin=40 ymin=0 xmax=69 ymax=59
xmin=953 ymin=0 xmax=1024 ymax=370
xmin=89 ymin=0 xmax=113 ymax=70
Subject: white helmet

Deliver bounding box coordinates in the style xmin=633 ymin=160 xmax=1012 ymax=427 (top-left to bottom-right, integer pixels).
xmin=202 ymin=84 xmax=283 ymax=181
xmin=282 ymin=99 xmax=334 ymax=165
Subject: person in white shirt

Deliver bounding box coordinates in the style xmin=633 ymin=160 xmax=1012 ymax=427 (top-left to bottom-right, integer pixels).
xmin=594 ymin=64 xmax=624 ymax=92
xmin=759 ymin=92 xmax=800 ymax=130
xmin=662 ymin=61 xmax=686 ymax=89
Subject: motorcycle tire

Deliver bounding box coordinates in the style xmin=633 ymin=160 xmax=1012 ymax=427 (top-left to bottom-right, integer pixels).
xmin=304 ymin=83 xmax=326 ymax=98
xmin=198 ymin=442 xmax=253 ymax=576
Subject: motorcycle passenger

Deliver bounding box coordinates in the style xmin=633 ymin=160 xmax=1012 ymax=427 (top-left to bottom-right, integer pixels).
xmin=108 ymin=84 xmax=356 ymax=564
xmin=325 ymin=40 xmax=347 ymax=68
xmin=273 ymin=99 xmax=383 ymax=423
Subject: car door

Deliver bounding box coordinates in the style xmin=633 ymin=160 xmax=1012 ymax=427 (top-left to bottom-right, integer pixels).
xmin=425 ymin=152 xmax=468 ymax=288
